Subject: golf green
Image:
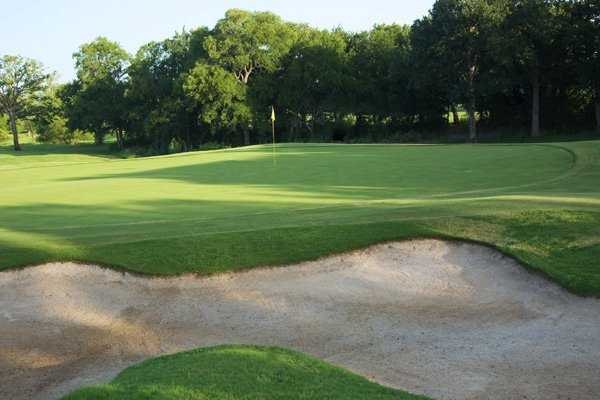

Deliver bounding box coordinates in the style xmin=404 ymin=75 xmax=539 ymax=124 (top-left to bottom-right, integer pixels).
xmin=1 ymin=141 xmax=599 ymax=294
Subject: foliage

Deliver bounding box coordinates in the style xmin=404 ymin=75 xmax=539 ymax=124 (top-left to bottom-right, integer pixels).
xmin=271 ymin=28 xmax=351 ymax=137
xmin=37 ymin=3 xmax=596 ymax=151
xmin=37 ymin=116 xmax=70 ymax=143
xmin=61 ymin=37 xmax=129 ymax=145
xmin=0 ymin=114 xmax=9 ymax=140
xmin=5 ymin=3 xmax=600 ymax=151
xmin=0 ymin=55 xmax=50 ymax=149
xmin=568 ymin=0 xmax=600 ymax=133
xmin=27 ymin=79 xmax=84 ymax=144
xmin=349 ymin=24 xmax=413 ymax=122
xmin=204 ymin=9 xmax=299 ymax=83
xmin=412 ymin=0 xmax=508 ymax=139
xmin=183 ymin=63 xmax=250 ymax=138
xmin=125 ymin=28 xmax=210 ymax=153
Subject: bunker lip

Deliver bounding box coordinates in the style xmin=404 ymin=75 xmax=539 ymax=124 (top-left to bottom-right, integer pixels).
xmin=3 ymin=234 xmax=590 ymax=299
xmin=1 ymin=239 xmax=599 ymax=400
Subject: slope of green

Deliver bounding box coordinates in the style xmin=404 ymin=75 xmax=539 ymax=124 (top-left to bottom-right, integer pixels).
xmin=1 ymin=141 xmax=599 ymax=295
xmin=62 ymin=345 xmax=430 ymax=400
xmin=0 ymin=142 xmax=120 ymax=169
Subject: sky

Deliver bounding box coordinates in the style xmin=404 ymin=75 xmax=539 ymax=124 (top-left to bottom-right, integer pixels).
xmin=2 ymin=1 xmax=435 ymax=82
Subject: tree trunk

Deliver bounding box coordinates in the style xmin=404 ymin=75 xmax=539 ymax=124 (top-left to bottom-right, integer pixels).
xmin=595 ymin=98 xmax=600 ymax=135
xmin=467 ymin=105 xmax=477 ymax=142
xmin=8 ymin=111 xmax=21 ymax=151
xmin=243 ymin=128 xmax=250 ymax=146
xmin=115 ymin=129 xmax=124 ymax=149
xmin=354 ymin=113 xmax=363 ymax=137
xmin=467 ymin=62 xmax=477 ymax=142
xmin=452 ymin=106 xmax=460 ymax=125
xmin=531 ymin=73 xmax=541 ymax=137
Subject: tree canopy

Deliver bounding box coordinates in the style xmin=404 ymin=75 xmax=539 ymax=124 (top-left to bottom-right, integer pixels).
xmin=0 ymin=55 xmax=50 ymax=150
xmin=62 ymin=37 xmax=130 ymax=145
xmin=4 ymin=2 xmax=600 ymax=151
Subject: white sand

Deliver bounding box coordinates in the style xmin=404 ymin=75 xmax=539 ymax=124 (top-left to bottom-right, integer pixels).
xmin=1 ymin=239 xmax=599 ymax=400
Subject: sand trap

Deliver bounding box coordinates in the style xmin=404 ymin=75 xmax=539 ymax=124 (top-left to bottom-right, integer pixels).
xmin=1 ymin=239 xmax=599 ymax=400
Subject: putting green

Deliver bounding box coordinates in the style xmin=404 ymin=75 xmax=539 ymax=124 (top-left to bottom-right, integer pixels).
xmin=1 ymin=141 xmax=599 ymax=294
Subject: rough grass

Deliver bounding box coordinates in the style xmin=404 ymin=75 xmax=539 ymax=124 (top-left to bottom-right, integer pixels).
xmin=1 ymin=141 xmax=599 ymax=295
xmin=62 ymin=345 xmax=430 ymax=400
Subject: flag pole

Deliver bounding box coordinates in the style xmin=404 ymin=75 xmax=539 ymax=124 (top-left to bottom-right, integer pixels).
xmin=271 ymin=105 xmax=276 ymax=165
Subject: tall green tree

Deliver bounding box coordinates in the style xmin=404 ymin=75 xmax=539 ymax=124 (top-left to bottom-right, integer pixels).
xmin=126 ymin=28 xmax=210 ymax=152
xmin=568 ymin=0 xmax=600 ymax=133
xmin=203 ymin=10 xmax=300 ymax=143
xmin=349 ymin=24 xmax=413 ymax=132
xmin=204 ymin=9 xmax=298 ymax=84
xmin=64 ymin=37 xmax=129 ymax=145
xmin=21 ymin=7 xmax=598 ymax=149
xmin=412 ymin=0 xmax=506 ymax=140
xmin=29 ymin=79 xmax=74 ymax=143
xmin=273 ymin=28 xmax=351 ymax=136
xmin=0 ymin=55 xmax=50 ymax=150
xmin=502 ymin=0 xmax=568 ymax=137
xmin=183 ymin=63 xmax=251 ymax=143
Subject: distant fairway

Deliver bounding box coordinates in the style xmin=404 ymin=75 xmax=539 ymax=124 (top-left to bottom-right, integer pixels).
xmin=1 ymin=141 xmax=599 ymax=294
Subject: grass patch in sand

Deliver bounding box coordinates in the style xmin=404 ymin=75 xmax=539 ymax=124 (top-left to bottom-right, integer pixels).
xmin=62 ymin=345 xmax=430 ymax=400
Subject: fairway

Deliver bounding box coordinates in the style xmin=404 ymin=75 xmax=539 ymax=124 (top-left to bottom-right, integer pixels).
xmin=1 ymin=141 xmax=599 ymax=294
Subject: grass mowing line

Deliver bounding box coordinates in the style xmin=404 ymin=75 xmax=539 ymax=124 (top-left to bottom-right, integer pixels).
xmin=0 ymin=147 xmax=582 ymax=241
xmin=0 ymin=195 xmax=488 ymax=231
xmin=0 ymin=141 xmax=572 ymax=173
xmin=5 ymin=187 xmax=588 ymax=234
xmin=0 ymin=142 xmax=263 ymax=172
xmin=0 ymin=205 xmax=521 ymax=260
xmin=4 ymin=157 xmax=578 ymax=233
xmin=426 ymin=144 xmax=578 ymax=197
xmin=76 ymin=209 xmax=523 ymax=249
xmin=1 ymin=192 xmax=530 ymax=235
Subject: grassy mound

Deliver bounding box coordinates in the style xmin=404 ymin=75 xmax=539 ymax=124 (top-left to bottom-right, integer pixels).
xmin=62 ymin=345 xmax=430 ymax=400
xmin=1 ymin=141 xmax=599 ymax=295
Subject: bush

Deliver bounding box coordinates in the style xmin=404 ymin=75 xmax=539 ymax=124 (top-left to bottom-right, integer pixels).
xmin=35 ymin=115 xmax=93 ymax=145
xmin=197 ymin=142 xmax=229 ymax=151
xmin=37 ymin=116 xmax=73 ymax=144
xmin=0 ymin=115 xmax=10 ymax=142
xmin=390 ymin=130 xmax=422 ymax=143
xmin=71 ymin=130 xmax=95 ymax=143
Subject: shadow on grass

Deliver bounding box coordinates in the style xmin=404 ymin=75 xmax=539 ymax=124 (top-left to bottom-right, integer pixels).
xmin=0 ymin=191 xmax=598 ymax=294
xmin=52 ymin=145 xmax=575 ymax=204
xmin=0 ymin=143 xmax=118 ymax=158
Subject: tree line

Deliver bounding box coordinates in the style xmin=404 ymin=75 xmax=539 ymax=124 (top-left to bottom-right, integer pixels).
xmin=1 ymin=1 xmax=599 ymax=152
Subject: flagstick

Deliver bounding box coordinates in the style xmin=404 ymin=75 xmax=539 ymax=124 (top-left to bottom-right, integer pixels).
xmin=272 ymin=119 xmax=276 ymax=166
xmin=271 ymin=106 xmax=276 ymax=166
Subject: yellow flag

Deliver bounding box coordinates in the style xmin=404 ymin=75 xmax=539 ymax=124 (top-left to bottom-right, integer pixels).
xmin=271 ymin=106 xmax=276 ymax=122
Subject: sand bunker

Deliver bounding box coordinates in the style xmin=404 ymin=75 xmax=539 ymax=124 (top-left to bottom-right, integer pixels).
xmin=1 ymin=239 xmax=599 ymax=400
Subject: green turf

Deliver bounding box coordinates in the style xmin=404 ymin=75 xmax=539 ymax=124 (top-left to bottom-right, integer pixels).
xmin=1 ymin=141 xmax=599 ymax=295
xmin=62 ymin=345 xmax=430 ymax=400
